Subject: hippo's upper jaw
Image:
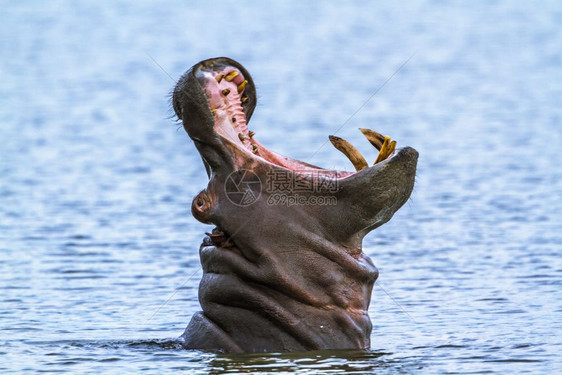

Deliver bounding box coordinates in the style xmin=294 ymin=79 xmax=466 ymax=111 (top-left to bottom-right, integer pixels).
xmin=172 ymin=57 xmax=418 ymax=353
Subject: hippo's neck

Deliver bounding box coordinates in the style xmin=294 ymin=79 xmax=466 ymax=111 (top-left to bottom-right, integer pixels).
xmin=181 ymin=229 xmax=379 ymax=353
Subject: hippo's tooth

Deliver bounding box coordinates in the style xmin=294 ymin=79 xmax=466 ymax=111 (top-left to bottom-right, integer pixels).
xmin=241 ymin=96 xmax=249 ymax=103
xmin=328 ymin=135 xmax=368 ymax=171
xmin=252 ymin=144 xmax=259 ymax=154
xmin=237 ymin=80 xmax=248 ymax=94
xmin=387 ymin=140 xmax=397 ymax=156
xmin=215 ymin=73 xmax=224 ymax=83
xmin=225 ymin=71 xmax=239 ymax=82
xmin=211 ymin=108 xmax=216 ymax=115
xmin=238 ymin=133 xmax=246 ymax=142
xmin=222 ymin=88 xmax=231 ymax=96
xmin=205 ymin=230 xmax=233 ymax=248
xmin=359 ymin=128 xmax=385 ymax=150
xmin=374 ymin=136 xmax=393 ymax=164
xmin=248 ymin=130 xmax=255 ymax=138
xmin=359 ymin=130 xmax=397 ymax=164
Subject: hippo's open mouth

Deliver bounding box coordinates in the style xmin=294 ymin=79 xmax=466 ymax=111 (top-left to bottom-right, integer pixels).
xmin=173 ymin=57 xmax=403 ymax=179
xmin=172 ymin=57 xmax=418 ymax=353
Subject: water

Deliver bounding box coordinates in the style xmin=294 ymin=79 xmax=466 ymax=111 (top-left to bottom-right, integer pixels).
xmin=1 ymin=1 xmax=561 ymax=373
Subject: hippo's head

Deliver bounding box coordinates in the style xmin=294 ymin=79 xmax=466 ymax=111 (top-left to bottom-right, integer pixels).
xmin=172 ymin=57 xmax=417 ymax=353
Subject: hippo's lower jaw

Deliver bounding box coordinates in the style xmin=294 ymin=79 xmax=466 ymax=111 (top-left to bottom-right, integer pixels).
xmin=172 ymin=57 xmax=418 ymax=353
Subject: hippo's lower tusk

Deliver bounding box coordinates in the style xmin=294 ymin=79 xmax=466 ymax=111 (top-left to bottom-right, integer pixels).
xmin=374 ymin=136 xmax=393 ymax=164
xmin=329 ymin=135 xmax=369 ymax=171
xmin=359 ymin=128 xmax=385 ymax=150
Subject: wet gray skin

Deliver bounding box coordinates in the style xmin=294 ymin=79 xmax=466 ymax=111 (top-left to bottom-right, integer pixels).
xmin=172 ymin=57 xmax=418 ymax=353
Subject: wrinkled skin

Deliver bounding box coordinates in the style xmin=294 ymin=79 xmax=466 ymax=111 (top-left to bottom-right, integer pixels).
xmin=171 ymin=57 xmax=418 ymax=353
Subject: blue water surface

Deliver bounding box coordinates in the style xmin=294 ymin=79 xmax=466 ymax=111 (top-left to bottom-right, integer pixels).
xmin=1 ymin=1 xmax=561 ymax=373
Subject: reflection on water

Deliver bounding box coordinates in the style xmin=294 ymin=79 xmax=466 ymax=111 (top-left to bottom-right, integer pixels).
xmin=29 ymin=339 xmax=394 ymax=374
xmin=208 ymin=350 xmax=390 ymax=374
xmin=1 ymin=0 xmax=561 ymax=373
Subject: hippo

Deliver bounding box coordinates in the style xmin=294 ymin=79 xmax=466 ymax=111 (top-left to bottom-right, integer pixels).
xmin=171 ymin=57 xmax=417 ymax=353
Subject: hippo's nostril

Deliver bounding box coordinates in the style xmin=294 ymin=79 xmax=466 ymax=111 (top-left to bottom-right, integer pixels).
xmin=192 ymin=190 xmax=214 ymax=224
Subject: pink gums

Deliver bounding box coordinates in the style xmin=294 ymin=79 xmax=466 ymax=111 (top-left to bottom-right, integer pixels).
xmin=202 ymin=69 xmax=251 ymax=152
